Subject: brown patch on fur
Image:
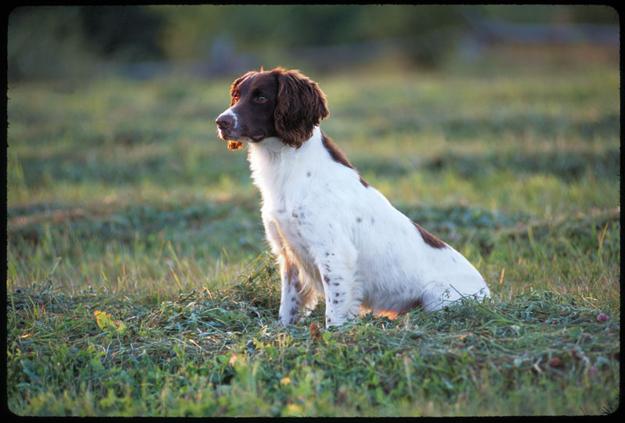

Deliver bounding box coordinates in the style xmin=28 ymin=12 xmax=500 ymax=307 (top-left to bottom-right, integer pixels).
xmin=229 ymin=71 xmax=257 ymax=106
xmin=362 ymin=298 xmax=423 ymax=320
xmin=375 ymin=309 xmax=400 ymax=320
xmin=221 ymin=70 xmax=281 ymax=145
xmin=321 ymin=133 xmax=369 ymax=188
xmin=413 ymin=222 xmax=447 ymax=249
xmin=321 ymin=133 xmax=352 ymax=168
xmin=273 ymin=67 xmax=329 ymax=148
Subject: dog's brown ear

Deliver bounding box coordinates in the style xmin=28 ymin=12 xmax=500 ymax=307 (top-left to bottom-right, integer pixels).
xmin=273 ymin=69 xmax=329 ymax=148
xmin=229 ymin=71 xmax=256 ymax=106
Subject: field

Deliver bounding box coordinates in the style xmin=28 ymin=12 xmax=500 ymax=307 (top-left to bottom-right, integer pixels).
xmin=6 ymin=58 xmax=620 ymax=416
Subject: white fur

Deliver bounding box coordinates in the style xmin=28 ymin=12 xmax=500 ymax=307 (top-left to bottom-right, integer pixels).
xmin=241 ymin=126 xmax=490 ymax=327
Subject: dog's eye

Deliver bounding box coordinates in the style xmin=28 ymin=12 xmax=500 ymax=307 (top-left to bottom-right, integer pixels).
xmin=231 ymin=92 xmax=240 ymax=103
xmin=254 ymin=95 xmax=268 ymax=104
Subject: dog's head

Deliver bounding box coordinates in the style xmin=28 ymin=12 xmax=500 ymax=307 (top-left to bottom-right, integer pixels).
xmin=216 ymin=67 xmax=329 ymax=149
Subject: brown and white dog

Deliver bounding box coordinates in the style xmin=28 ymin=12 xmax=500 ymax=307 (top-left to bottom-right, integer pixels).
xmin=216 ymin=67 xmax=490 ymax=327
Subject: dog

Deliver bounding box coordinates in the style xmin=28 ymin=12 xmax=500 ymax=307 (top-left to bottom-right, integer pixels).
xmin=216 ymin=67 xmax=490 ymax=327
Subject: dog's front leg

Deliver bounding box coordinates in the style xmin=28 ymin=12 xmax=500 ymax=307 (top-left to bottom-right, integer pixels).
xmin=264 ymin=219 xmax=316 ymax=326
xmin=277 ymin=255 xmax=319 ymax=325
xmin=277 ymin=255 xmax=302 ymax=326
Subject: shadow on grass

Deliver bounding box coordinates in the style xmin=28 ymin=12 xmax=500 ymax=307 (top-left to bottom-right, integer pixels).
xmin=336 ymin=109 xmax=618 ymax=142
xmin=17 ymin=147 xmax=249 ymax=188
xmin=356 ymin=147 xmax=619 ymax=181
xmin=401 ymin=204 xmax=619 ymax=257
xmin=441 ymin=112 xmax=619 ymax=141
xmin=8 ymin=198 xmax=264 ymax=258
xmin=9 ymin=198 xmax=618 ymax=261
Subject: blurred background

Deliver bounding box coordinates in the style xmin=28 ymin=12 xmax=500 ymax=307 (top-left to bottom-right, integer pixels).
xmin=8 ymin=5 xmax=619 ymax=82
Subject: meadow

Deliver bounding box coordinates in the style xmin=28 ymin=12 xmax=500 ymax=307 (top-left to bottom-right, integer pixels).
xmin=6 ymin=57 xmax=620 ymax=416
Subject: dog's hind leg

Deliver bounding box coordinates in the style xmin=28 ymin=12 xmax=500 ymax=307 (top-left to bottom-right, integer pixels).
xmin=313 ymin=241 xmax=361 ymax=328
xmin=419 ymin=278 xmax=490 ymax=312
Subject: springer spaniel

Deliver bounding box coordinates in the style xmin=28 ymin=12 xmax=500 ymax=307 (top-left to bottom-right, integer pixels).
xmin=216 ymin=67 xmax=490 ymax=327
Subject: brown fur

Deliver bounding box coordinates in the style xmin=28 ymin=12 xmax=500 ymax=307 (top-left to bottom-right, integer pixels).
xmin=321 ymin=133 xmax=369 ymax=188
xmin=229 ymin=71 xmax=257 ymax=106
xmin=223 ymin=67 xmax=329 ymax=149
xmin=413 ymin=222 xmax=447 ymax=249
xmin=273 ymin=68 xmax=329 ymax=148
xmin=361 ymin=298 xmax=423 ymax=320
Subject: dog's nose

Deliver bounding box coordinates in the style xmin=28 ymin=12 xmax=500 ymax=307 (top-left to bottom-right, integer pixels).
xmin=216 ymin=114 xmax=234 ymax=130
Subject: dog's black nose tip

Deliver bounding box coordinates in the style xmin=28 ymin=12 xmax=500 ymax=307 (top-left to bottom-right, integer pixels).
xmin=216 ymin=115 xmax=234 ymax=130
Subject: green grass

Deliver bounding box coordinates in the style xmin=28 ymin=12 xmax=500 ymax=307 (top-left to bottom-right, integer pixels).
xmin=7 ymin=58 xmax=620 ymax=416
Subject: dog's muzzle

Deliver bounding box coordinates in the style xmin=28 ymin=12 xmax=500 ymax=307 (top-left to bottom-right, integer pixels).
xmin=215 ymin=112 xmax=240 ymax=141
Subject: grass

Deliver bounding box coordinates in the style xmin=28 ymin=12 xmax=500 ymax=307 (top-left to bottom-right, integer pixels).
xmin=7 ymin=272 xmax=620 ymax=416
xmin=6 ymin=56 xmax=620 ymax=416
